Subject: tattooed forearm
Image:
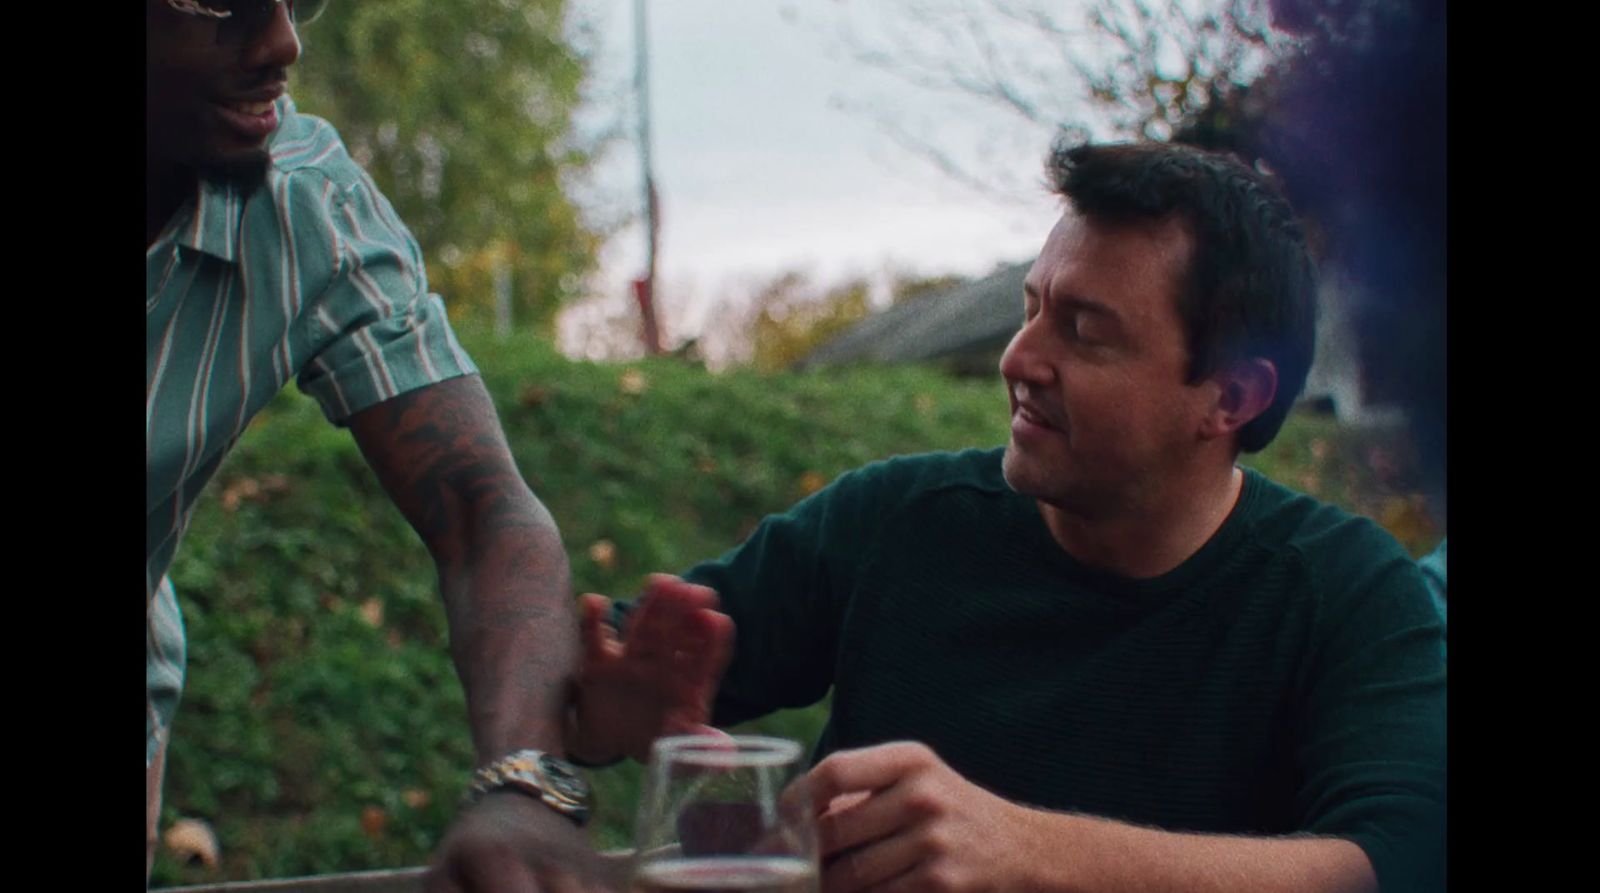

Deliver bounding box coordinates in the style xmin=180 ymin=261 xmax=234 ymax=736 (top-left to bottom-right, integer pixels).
xmin=348 ymin=374 xmax=578 ymax=759
xmin=350 ymin=377 xmax=546 ymax=567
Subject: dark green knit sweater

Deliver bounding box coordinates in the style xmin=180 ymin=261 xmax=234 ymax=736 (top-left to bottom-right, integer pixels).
xmin=677 ymin=448 xmax=1444 ymax=892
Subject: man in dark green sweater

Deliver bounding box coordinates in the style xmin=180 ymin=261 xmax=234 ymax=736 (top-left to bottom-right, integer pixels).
xmin=570 ymin=141 xmax=1445 ymax=893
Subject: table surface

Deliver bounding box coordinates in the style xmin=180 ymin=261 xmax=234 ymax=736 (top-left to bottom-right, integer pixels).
xmin=157 ymin=866 xmax=429 ymax=893
xmin=155 ymin=851 xmax=638 ymax=893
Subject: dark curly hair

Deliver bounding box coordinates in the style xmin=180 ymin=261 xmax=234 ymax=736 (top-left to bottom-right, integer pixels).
xmin=1047 ymin=140 xmax=1318 ymax=453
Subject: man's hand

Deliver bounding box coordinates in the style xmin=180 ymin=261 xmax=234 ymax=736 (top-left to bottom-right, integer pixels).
xmin=808 ymin=742 xmax=1380 ymax=893
xmin=808 ymin=741 xmax=1041 ymax=893
xmin=568 ymin=575 xmax=735 ymax=764
xmin=425 ymin=792 xmax=618 ymax=893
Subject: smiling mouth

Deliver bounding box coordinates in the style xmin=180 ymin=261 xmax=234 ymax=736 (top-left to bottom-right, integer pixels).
xmin=209 ymin=96 xmax=282 ymax=144
xmin=1016 ymin=404 xmax=1061 ymax=432
xmin=223 ymin=99 xmax=277 ymax=116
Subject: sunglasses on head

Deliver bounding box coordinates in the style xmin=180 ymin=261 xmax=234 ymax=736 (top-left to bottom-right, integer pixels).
xmin=165 ymin=0 xmax=329 ymax=43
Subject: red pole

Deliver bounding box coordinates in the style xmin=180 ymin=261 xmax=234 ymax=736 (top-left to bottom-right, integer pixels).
xmin=635 ymin=0 xmax=662 ymax=355
xmin=632 ymin=276 xmax=661 ymax=356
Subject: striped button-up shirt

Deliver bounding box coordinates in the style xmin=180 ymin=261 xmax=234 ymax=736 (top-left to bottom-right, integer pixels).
xmin=146 ymin=97 xmax=477 ymax=764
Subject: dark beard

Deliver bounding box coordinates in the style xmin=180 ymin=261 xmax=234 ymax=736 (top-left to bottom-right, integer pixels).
xmin=195 ymin=148 xmax=272 ymax=194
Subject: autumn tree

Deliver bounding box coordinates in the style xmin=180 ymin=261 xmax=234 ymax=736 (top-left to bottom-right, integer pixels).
xmin=892 ymin=272 xmax=970 ymax=306
xmin=705 ymin=269 xmax=978 ymax=372
xmin=291 ymin=0 xmax=609 ymax=333
xmin=740 ymin=273 xmax=875 ymax=373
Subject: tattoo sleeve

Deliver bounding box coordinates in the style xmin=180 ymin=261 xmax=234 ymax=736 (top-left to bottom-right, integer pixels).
xmin=347 ymin=374 xmax=576 ymax=763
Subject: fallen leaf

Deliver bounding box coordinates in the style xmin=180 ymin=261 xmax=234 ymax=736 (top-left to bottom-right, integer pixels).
xmin=402 ymin=788 xmax=431 ymax=810
xmin=1380 ymin=495 xmax=1436 ymax=550
xmin=360 ymin=805 xmax=388 ymax=839
xmin=219 ymin=477 xmax=261 ymax=512
xmin=619 ymin=368 xmax=648 ymax=395
xmin=798 ymin=471 xmax=828 ymax=496
xmin=164 ymin=817 xmax=220 ymax=868
xmin=588 ymin=539 xmax=618 ymax=570
xmin=359 ymin=598 xmax=384 ymax=628
xmin=519 ymin=384 xmax=551 ymax=407
xmin=913 ymin=394 xmax=935 ymax=414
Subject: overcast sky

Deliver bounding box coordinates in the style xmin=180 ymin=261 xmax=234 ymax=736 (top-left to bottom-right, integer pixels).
xmin=558 ymin=0 xmax=1079 ymax=362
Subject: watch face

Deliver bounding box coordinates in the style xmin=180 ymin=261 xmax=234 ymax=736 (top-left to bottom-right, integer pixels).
xmin=538 ymin=754 xmax=589 ymax=802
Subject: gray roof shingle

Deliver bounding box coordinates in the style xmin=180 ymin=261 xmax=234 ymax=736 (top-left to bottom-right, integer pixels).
xmin=797 ymin=261 xmax=1031 ymax=369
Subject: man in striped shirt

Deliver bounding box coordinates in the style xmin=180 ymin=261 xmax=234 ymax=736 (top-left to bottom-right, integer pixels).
xmin=148 ymin=3 xmax=619 ymax=888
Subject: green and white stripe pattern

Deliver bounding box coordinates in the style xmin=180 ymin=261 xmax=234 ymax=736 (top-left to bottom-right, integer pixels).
xmin=146 ymin=97 xmax=477 ymax=764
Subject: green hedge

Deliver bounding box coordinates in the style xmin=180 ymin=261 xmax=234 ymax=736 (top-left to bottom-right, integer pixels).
xmin=153 ymin=329 xmax=1438 ymax=884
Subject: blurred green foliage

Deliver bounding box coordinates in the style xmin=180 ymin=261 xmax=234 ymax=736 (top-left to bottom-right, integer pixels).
xmin=289 ymin=0 xmax=601 ymax=334
xmin=153 ymin=328 xmax=1437 ymax=884
xmin=748 ymin=274 xmax=875 ymax=374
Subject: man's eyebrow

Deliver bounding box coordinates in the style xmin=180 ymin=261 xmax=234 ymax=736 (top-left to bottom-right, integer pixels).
xmin=1024 ymin=280 xmax=1118 ymax=319
xmin=1059 ymin=295 xmax=1118 ymax=319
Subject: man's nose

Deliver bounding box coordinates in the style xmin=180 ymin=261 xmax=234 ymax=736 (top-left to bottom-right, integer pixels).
xmin=999 ymin=318 xmax=1053 ymax=386
xmin=244 ymin=2 xmax=302 ymax=71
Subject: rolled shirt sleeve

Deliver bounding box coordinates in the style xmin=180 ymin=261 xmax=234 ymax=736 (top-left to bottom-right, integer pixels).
xmin=293 ymin=171 xmax=477 ymax=423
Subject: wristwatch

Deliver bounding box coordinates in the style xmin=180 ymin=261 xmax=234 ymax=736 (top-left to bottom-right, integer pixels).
xmin=464 ymin=749 xmax=591 ymax=826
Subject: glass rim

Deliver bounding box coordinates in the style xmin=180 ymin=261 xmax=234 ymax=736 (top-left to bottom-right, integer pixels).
xmin=650 ymin=734 xmax=803 ymax=767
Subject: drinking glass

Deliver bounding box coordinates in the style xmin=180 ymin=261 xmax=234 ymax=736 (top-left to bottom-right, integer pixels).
xmin=630 ymin=735 xmax=819 ymax=893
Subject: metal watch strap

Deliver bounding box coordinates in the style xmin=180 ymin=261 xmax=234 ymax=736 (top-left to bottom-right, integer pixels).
xmin=465 ymin=749 xmax=591 ymax=826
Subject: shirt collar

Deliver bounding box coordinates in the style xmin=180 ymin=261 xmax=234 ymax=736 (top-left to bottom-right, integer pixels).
xmin=174 ymin=174 xmax=244 ymax=263
xmin=166 ymin=95 xmax=296 ymax=264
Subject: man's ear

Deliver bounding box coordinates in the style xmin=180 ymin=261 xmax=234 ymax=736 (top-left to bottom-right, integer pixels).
xmin=1199 ymin=358 xmax=1278 ymax=441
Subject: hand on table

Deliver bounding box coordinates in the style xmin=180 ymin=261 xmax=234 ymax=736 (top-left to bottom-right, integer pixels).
xmin=425 ymin=791 xmax=619 ymax=893
xmin=808 ymin=741 xmax=1045 ymax=893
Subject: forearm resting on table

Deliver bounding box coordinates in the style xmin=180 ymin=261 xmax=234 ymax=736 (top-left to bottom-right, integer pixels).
xmin=1021 ymin=811 xmax=1376 ymax=893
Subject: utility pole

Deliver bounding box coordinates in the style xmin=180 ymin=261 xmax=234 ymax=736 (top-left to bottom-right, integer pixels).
xmin=493 ymin=254 xmax=512 ymax=337
xmin=632 ymin=0 xmax=663 ymax=355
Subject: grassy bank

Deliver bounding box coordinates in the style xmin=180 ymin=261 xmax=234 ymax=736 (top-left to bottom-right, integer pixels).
xmin=153 ymin=328 xmax=1438 ymax=884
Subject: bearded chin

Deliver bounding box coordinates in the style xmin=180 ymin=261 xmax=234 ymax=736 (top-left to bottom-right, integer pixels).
xmin=196 ymin=148 xmax=272 ymax=193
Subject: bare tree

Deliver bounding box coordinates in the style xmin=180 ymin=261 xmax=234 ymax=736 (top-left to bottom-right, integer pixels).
xmin=784 ymin=0 xmax=1294 ymax=203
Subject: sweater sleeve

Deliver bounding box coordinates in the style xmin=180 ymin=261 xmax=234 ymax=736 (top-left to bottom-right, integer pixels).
xmin=1292 ymin=533 xmax=1447 ymax=893
xmin=677 ymin=462 xmax=890 ymax=728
